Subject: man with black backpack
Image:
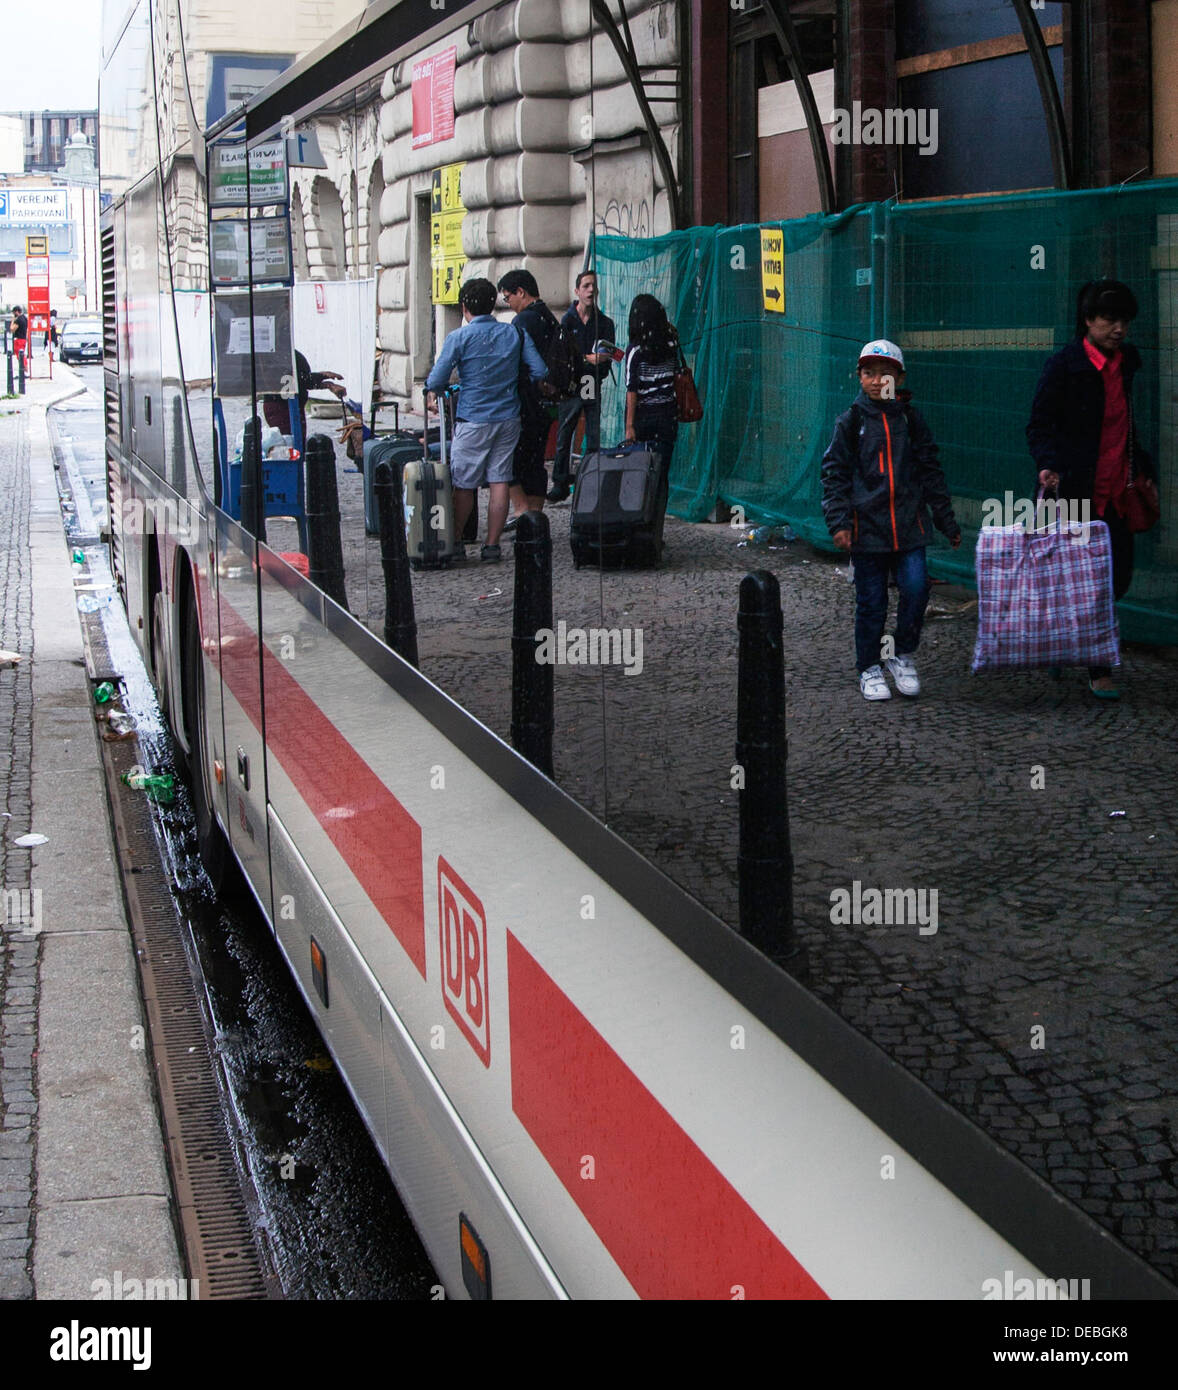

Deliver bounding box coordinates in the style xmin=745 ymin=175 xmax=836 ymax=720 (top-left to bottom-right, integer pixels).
xmin=498 ymin=269 xmax=562 ymax=524
xmin=549 ymin=271 xmax=616 ymax=502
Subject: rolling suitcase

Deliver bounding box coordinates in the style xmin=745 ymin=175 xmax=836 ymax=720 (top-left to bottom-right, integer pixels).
xmin=570 ymin=445 xmax=667 ymax=569
xmin=363 ymin=434 xmax=438 ymax=536
xmin=403 ymin=394 xmax=457 ymax=569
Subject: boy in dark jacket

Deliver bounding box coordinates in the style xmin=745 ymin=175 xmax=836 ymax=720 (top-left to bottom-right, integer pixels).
xmin=822 ymin=340 xmax=962 ymax=700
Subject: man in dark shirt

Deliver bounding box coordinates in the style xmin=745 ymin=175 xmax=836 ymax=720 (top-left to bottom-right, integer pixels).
xmin=261 ymin=348 xmax=346 ymax=446
xmin=498 ymin=269 xmax=559 ymax=521
xmin=11 ymin=306 xmax=29 ymax=363
xmin=549 ymin=271 xmax=615 ymax=501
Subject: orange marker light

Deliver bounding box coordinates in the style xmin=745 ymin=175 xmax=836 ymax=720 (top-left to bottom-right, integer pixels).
xmin=459 ymin=1213 xmax=491 ymax=1300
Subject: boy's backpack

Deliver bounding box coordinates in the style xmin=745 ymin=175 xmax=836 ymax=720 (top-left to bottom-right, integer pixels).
xmin=539 ymin=315 xmax=583 ymax=401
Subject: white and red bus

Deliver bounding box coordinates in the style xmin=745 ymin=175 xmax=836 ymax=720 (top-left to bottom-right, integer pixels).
xmin=99 ymin=0 xmax=1168 ymax=1300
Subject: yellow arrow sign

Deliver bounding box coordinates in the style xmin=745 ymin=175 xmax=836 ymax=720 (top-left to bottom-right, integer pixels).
xmin=761 ymin=228 xmax=785 ymax=313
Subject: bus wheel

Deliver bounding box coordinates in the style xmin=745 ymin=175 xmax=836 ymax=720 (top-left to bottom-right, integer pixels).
xmin=182 ymin=595 xmax=228 ymax=889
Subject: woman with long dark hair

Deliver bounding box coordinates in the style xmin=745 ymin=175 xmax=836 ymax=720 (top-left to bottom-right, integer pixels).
xmin=621 ymin=293 xmax=680 ymax=475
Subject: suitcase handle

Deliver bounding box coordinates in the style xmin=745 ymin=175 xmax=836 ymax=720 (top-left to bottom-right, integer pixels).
xmin=432 ymin=384 xmax=458 ymax=464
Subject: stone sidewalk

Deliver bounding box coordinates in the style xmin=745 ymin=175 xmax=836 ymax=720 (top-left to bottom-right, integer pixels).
xmin=268 ymin=466 xmax=1178 ymax=1288
xmin=0 ymin=368 xmax=180 ymax=1299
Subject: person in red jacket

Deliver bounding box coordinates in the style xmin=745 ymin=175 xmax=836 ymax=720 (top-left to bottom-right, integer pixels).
xmin=1027 ymin=279 xmax=1156 ymax=700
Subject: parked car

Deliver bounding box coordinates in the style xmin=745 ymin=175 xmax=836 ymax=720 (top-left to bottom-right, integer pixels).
xmin=59 ymin=319 xmax=103 ymax=364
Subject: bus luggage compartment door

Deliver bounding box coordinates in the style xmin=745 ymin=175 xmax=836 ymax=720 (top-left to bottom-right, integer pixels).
xmin=214 ymin=510 xmax=273 ymax=916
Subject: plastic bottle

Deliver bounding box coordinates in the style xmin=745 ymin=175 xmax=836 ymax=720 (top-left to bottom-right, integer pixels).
xmin=71 ymin=548 xmax=85 ymax=566
xmin=93 ymin=681 xmax=115 ymax=703
xmin=120 ymin=770 xmax=176 ymax=804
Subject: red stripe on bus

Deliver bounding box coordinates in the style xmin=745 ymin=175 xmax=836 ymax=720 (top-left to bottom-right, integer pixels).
xmin=217 ymin=592 xmax=427 ymax=976
xmin=507 ymin=932 xmax=828 ymax=1300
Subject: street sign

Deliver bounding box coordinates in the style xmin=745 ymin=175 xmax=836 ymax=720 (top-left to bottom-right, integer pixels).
xmin=0 ymin=190 xmax=69 ymax=223
xmin=26 ymin=236 xmax=51 ymax=332
xmin=761 ymin=228 xmax=785 ymax=313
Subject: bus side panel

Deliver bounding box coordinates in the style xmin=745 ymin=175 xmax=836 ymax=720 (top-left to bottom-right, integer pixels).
xmin=250 ymin=555 xmax=1048 ymax=1299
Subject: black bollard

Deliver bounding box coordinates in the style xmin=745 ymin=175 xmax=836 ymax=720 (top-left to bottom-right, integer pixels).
xmin=238 ymin=415 xmax=265 ymax=542
xmin=170 ymin=394 xmax=187 ymax=497
xmin=511 ymin=511 xmax=554 ymax=778
xmin=6 ymin=352 xmax=12 ymax=395
xmin=304 ymin=433 xmax=348 ymax=610
xmin=18 ymin=349 xmax=26 ymax=394
xmin=373 ymin=459 xmax=418 ymax=666
xmin=735 ymin=570 xmax=800 ymax=967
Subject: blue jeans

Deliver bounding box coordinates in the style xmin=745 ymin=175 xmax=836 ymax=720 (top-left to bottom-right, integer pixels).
xmin=853 ymin=547 xmax=930 ymax=673
xmin=553 ymin=396 xmax=602 ymax=486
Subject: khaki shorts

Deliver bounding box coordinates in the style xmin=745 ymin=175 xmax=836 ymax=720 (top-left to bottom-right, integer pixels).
xmin=449 ymin=418 xmax=521 ymax=490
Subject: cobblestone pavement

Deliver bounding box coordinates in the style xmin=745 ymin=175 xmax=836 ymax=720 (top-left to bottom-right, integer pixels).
xmin=269 ymin=459 xmax=1178 ymax=1287
xmin=0 ymin=403 xmax=37 ymax=1299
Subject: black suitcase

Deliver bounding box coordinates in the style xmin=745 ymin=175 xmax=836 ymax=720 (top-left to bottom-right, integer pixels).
xmin=363 ymin=435 xmax=437 ymax=536
xmin=570 ymin=446 xmax=667 ymax=569
xmin=404 ymin=393 xmax=457 ymax=569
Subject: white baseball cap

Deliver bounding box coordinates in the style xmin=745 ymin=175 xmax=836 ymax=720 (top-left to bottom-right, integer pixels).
xmin=858 ymin=339 xmax=905 ymax=370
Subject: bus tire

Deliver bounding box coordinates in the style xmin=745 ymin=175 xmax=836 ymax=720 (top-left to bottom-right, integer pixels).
xmin=182 ymin=593 xmax=228 ymax=889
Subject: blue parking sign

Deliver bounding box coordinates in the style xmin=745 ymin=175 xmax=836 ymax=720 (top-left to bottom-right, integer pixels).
xmin=0 ymin=191 xmax=8 ymax=218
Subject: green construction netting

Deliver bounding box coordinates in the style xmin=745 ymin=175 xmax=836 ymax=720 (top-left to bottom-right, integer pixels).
xmin=594 ymin=180 xmax=1178 ymax=644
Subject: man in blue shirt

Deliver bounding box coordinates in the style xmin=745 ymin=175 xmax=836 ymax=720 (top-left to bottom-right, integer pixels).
xmin=549 ymin=271 xmax=616 ymax=502
xmin=426 ymin=278 xmax=547 ymax=561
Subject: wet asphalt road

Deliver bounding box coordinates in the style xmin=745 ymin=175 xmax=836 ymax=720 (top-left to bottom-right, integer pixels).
xmin=53 ymin=369 xmax=437 ymax=1299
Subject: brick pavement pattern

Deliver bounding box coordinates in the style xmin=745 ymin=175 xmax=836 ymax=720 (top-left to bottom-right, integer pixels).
xmin=269 ymin=469 xmax=1178 ymax=1287
xmin=0 ymin=404 xmax=37 ymax=1298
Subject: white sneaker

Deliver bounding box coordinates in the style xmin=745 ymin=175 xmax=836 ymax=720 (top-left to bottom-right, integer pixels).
xmin=884 ymin=654 xmax=920 ymax=696
xmin=859 ymin=665 xmax=891 ymax=701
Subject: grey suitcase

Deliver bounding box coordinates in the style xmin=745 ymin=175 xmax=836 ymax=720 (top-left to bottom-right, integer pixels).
xmin=403 ymin=395 xmax=456 ymax=568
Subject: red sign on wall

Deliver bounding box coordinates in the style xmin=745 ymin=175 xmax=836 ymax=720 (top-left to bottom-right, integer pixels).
xmin=411 ymin=47 xmax=457 ymax=149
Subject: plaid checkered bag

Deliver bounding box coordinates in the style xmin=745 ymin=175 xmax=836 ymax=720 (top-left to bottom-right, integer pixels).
xmin=972 ymin=518 xmax=1120 ymax=671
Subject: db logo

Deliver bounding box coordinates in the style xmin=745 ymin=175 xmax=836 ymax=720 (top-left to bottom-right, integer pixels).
xmin=437 ymin=857 xmax=489 ymax=1066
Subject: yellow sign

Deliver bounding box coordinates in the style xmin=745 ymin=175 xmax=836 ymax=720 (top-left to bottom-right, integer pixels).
xmin=431 ymin=257 xmax=467 ymax=305
xmin=25 ymin=235 xmax=49 ymax=257
xmin=760 ymin=228 xmax=785 ymax=313
xmin=434 ymin=210 xmax=465 ymax=259
xmin=431 ymin=162 xmax=467 ymax=305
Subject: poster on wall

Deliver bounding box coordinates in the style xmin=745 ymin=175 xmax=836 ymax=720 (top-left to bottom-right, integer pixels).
xmin=411 ymin=47 xmax=457 ymax=149
xmin=210 ymin=217 xmax=293 ymax=286
xmin=213 ymin=288 xmax=292 ymax=396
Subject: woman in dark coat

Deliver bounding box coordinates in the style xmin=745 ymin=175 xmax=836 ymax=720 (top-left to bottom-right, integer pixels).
xmin=1026 ymin=279 xmax=1157 ymax=699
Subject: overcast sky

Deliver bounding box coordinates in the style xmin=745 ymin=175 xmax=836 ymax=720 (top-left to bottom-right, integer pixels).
xmin=4 ymin=0 xmax=102 ymax=110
